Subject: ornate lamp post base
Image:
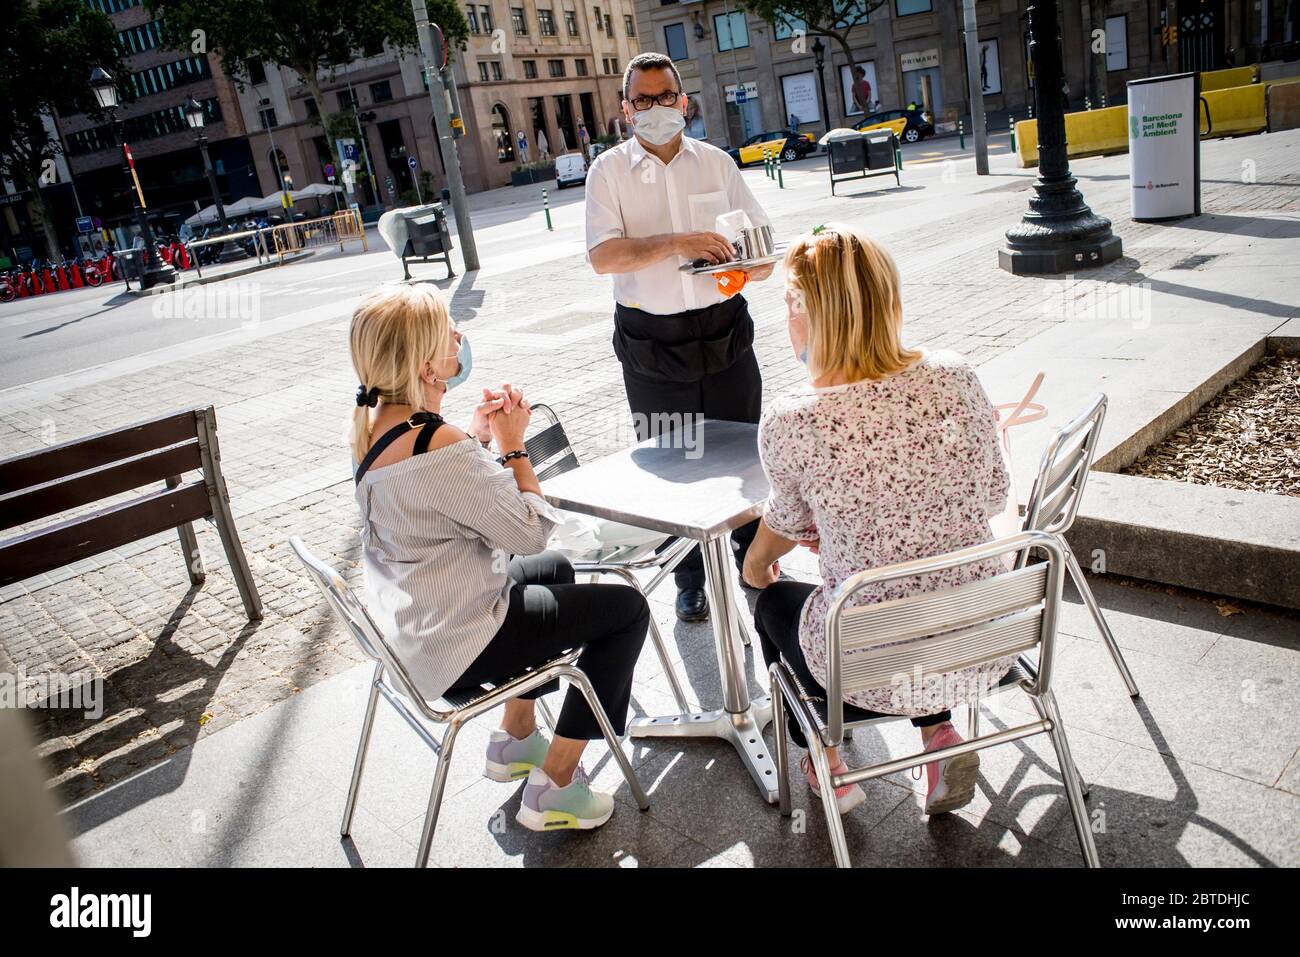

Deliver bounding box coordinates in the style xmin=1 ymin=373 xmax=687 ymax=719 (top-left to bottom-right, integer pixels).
xmin=998 ymin=1 xmax=1122 ymax=275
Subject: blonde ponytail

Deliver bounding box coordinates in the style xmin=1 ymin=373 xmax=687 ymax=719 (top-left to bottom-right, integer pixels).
xmin=348 ymin=285 xmax=454 ymax=462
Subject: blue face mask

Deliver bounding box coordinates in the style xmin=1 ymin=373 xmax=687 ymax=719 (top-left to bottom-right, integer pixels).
xmin=799 ymin=346 xmax=808 ymax=366
xmin=441 ymin=335 xmax=473 ymax=390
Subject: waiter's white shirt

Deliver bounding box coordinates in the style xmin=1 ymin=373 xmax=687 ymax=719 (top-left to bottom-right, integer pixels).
xmin=585 ymin=134 xmax=770 ymax=316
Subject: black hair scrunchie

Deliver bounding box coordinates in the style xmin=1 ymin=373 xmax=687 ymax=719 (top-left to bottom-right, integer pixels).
xmin=355 ymin=384 xmax=380 ymax=408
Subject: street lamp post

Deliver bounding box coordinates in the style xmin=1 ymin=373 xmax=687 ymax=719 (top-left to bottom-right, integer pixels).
xmin=89 ymin=67 xmax=176 ymax=289
xmin=812 ymin=38 xmax=832 ymax=136
xmin=184 ymin=97 xmax=246 ymax=262
xmin=997 ymin=3 xmax=1122 ymax=274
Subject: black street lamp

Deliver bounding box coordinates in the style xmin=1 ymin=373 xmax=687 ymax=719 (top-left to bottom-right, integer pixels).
xmin=185 ymin=97 xmax=246 ymax=262
xmin=89 ymin=67 xmax=176 ymax=289
xmin=811 ymin=38 xmax=832 ymax=136
xmin=998 ymin=3 xmax=1122 ymax=274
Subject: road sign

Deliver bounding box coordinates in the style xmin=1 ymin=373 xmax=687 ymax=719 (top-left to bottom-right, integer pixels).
xmin=407 ymin=156 xmax=418 ymax=170
xmin=75 ymin=216 xmax=93 ymax=234
xmin=324 ymin=162 xmax=335 ymax=178
xmin=735 ymin=88 xmax=747 ymax=103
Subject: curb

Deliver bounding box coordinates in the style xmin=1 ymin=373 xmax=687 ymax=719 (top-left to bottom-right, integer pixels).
xmin=123 ymin=250 xmax=315 ymax=296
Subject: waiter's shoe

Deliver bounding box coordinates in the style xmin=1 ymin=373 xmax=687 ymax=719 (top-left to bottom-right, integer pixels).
xmin=675 ymin=588 xmax=709 ymax=622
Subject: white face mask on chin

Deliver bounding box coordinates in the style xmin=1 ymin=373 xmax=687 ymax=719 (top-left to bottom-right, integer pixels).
xmin=633 ymin=105 xmax=686 ymax=146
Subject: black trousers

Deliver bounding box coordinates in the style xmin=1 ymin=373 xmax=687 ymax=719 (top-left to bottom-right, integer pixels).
xmin=617 ymin=299 xmax=763 ymax=591
xmin=754 ymin=581 xmax=951 ymax=750
xmin=448 ymin=552 xmax=649 ymax=740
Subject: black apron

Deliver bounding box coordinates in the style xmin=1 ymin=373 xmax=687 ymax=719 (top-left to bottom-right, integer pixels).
xmin=612 ymin=294 xmax=754 ymax=384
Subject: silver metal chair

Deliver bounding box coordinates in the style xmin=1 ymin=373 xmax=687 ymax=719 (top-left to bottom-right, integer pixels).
xmin=526 ymin=403 xmax=697 ymax=711
xmin=769 ymin=531 xmax=1099 ymax=869
xmin=1016 ymin=394 xmax=1139 ymax=698
xmin=289 ymin=536 xmax=649 ymax=868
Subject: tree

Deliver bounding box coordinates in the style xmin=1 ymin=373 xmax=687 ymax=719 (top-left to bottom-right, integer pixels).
xmin=0 ymin=0 xmax=124 ymax=260
xmin=740 ymin=0 xmax=887 ymax=90
xmin=147 ymin=0 xmax=468 ymax=171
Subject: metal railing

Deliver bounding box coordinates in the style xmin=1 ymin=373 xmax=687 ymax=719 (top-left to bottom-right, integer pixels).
xmin=270 ymin=209 xmax=368 ymax=262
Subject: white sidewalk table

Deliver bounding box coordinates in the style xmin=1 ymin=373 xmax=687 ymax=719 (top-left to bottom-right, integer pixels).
xmin=542 ymin=419 xmax=779 ymax=802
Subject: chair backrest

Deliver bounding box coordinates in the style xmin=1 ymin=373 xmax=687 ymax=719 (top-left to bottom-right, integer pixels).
xmin=524 ymin=402 xmax=580 ymax=481
xmin=1021 ymin=393 xmax=1107 ymax=538
xmin=0 ymin=406 xmax=217 ymax=588
xmin=823 ymin=531 xmax=1066 ymax=744
xmin=289 ymin=536 xmax=444 ymax=719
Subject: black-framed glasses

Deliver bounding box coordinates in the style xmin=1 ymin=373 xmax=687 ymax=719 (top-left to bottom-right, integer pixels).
xmin=626 ymin=90 xmax=682 ymax=111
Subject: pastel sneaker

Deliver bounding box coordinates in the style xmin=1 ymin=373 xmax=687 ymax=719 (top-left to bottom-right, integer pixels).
xmin=485 ymin=728 xmax=549 ymax=782
xmin=800 ymin=754 xmax=867 ymax=815
xmin=917 ymin=723 xmax=980 ymax=815
xmin=516 ymin=766 xmax=615 ymax=832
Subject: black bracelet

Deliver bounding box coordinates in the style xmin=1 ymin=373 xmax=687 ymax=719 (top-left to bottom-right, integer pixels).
xmin=497 ymin=449 xmax=529 ymax=465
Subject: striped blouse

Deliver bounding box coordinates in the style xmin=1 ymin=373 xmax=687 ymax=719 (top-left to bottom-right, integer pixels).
xmin=354 ymin=437 xmax=561 ymax=702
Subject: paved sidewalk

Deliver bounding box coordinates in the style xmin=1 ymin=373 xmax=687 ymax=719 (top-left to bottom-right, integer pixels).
xmin=1 ymin=130 xmax=1298 ymax=866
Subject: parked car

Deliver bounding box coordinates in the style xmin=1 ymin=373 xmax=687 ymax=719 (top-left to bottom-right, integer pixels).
xmin=726 ymin=129 xmax=818 ymax=167
xmin=855 ymin=108 xmax=935 ymax=144
xmin=555 ymin=152 xmax=588 ymax=189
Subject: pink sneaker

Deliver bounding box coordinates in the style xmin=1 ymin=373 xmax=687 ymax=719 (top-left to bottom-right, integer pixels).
xmin=800 ymin=754 xmax=866 ymax=815
xmin=916 ymin=723 xmax=980 ymax=815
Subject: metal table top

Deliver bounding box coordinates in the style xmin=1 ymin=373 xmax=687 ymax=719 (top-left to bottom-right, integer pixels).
xmin=541 ymin=420 xmax=769 ymax=542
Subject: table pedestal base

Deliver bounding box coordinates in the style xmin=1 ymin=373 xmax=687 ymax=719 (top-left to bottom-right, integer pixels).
xmin=629 ymin=695 xmax=777 ymax=803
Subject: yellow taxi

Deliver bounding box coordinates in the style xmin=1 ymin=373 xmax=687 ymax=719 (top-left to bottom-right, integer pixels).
xmin=726 ymin=129 xmax=818 ymax=167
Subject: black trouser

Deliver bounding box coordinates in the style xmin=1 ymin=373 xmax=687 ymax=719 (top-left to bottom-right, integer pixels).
xmin=754 ymin=581 xmax=951 ymax=750
xmin=448 ymin=552 xmax=649 ymax=740
xmin=616 ymin=297 xmax=763 ymax=591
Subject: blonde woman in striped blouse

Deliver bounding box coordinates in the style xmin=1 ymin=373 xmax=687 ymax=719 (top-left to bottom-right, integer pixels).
xmin=349 ymin=285 xmax=649 ymax=833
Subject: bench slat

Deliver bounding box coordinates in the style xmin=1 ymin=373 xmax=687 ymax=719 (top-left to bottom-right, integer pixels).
xmin=0 ymin=409 xmax=200 ymax=493
xmin=0 ymin=441 xmax=203 ymax=532
xmin=0 ymin=481 xmax=211 ymax=587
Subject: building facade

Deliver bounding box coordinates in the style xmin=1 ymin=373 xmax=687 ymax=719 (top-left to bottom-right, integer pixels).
xmin=632 ymin=0 xmax=1295 ymax=151
xmin=234 ymin=0 xmax=641 ymax=202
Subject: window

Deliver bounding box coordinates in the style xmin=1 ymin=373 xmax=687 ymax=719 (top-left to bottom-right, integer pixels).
xmin=304 ymin=97 xmax=320 ymax=118
xmin=895 ymin=0 xmax=931 ymax=15
xmin=714 ymin=11 xmax=748 ymax=52
xmin=480 ymin=4 xmax=493 ymax=31
xmin=594 ymin=6 xmax=602 ymax=33
xmin=548 ymin=59 xmax=566 ymax=77
xmin=773 ymin=16 xmax=805 ymax=40
xmin=246 ymin=58 xmax=267 ymax=86
xmin=478 ymin=61 xmax=490 ymax=81
xmin=512 ymin=7 xmax=529 ymax=34
xmin=575 ymin=58 xmax=588 ymax=75
xmin=338 ymin=88 xmax=357 ymax=111
xmin=259 ymin=106 xmax=278 ymax=130
xmin=539 ymin=9 xmax=556 ymax=35
xmin=369 ymin=80 xmax=392 ymax=103
xmin=624 ymin=14 xmax=635 ymax=37
xmin=604 ymin=14 xmax=612 ymax=34
xmin=491 ymin=61 xmax=504 ymax=80
xmin=565 ymin=10 xmax=579 ymax=36
xmin=663 ymin=22 xmax=688 ymax=61
xmin=466 ymin=5 xmax=479 ymax=32
xmin=523 ymin=59 xmax=538 ymax=78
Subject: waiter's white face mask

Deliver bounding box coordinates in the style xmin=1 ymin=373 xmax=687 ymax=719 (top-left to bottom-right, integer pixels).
xmin=632 ymin=105 xmax=686 ymax=146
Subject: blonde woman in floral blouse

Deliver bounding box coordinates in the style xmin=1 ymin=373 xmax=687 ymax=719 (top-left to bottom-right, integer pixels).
xmin=742 ymin=224 xmax=1012 ymax=818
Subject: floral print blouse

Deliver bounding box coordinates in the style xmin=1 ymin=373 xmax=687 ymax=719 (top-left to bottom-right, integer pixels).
xmin=758 ymin=350 xmax=1014 ymax=716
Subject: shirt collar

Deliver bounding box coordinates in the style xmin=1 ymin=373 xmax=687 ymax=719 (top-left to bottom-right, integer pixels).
xmin=627 ymin=133 xmax=696 ymax=170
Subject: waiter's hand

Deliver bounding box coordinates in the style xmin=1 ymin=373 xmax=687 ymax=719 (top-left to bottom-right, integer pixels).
xmin=675 ymin=231 xmax=735 ymax=265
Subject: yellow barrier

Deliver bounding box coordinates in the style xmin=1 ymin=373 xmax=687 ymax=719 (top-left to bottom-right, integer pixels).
xmin=1200 ymin=65 xmax=1259 ymax=91
xmin=271 ymin=210 xmax=368 ymax=261
xmin=1201 ymin=83 xmax=1268 ymax=137
xmin=1014 ymin=105 xmax=1128 ymax=167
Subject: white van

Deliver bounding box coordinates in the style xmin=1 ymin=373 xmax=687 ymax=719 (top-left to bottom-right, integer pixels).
xmin=555 ymin=152 xmax=587 ymax=189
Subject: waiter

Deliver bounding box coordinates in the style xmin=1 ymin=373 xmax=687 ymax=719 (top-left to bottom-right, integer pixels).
xmin=585 ymin=52 xmax=773 ymax=623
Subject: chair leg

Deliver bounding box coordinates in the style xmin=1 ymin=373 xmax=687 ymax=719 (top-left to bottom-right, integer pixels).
xmin=415 ymin=722 xmax=460 ymax=868
xmin=968 ymin=700 xmax=980 ymax=740
xmin=806 ymin=735 xmax=852 ymax=868
xmin=342 ymin=664 xmax=383 ymax=838
xmin=568 ymin=670 xmax=650 ymax=811
xmin=770 ymin=670 xmax=792 ymax=817
xmin=1033 ymin=690 xmax=1100 ymax=868
xmin=594 ymin=565 xmax=689 ymax=713
xmin=537 ymin=696 xmax=557 ymax=733
xmin=1064 ymin=544 xmax=1139 ymax=698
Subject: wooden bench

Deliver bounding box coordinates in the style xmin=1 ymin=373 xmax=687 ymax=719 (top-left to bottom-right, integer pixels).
xmin=0 ymin=406 xmax=262 ymax=620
